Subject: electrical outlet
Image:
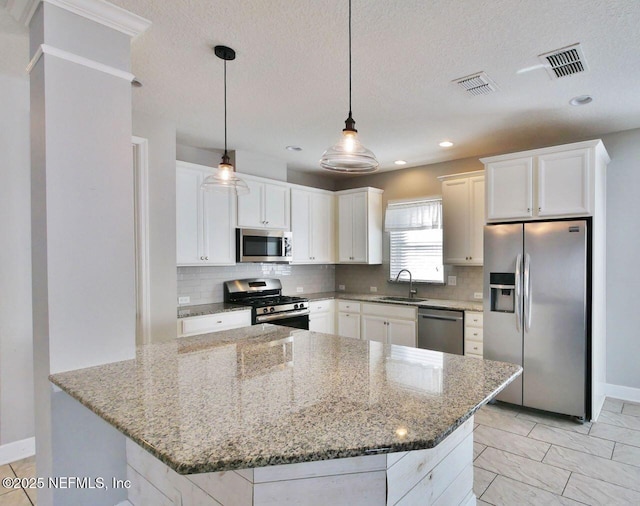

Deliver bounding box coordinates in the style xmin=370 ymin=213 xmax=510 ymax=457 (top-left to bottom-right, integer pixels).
xmin=338 ymin=284 xmax=346 ymax=291
xmin=178 ymin=296 xmax=190 ymax=305
xmin=296 ymin=287 xmax=304 ymax=293
xmin=370 ymin=286 xmax=377 ymax=292
xmin=473 ymin=292 xmax=483 ymax=300
xmin=447 ymin=276 xmax=457 ymax=286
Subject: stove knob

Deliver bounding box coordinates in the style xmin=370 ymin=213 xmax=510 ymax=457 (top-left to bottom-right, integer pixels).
xmin=299 ymin=302 xmax=305 ymax=309
xmin=294 ymin=304 xmax=299 ymax=309
xmin=262 ymin=308 xmax=269 ymax=314
xmin=269 ymin=307 xmax=275 ymax=313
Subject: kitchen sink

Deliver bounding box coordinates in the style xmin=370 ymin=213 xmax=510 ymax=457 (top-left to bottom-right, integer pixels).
xmin=377 ymin=296 xmax=429 ymax=303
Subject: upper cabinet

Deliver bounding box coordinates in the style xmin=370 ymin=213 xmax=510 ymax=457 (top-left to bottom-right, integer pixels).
xmin=291 ymin=187 xmax=335 ymax=264
xmin=176 ymin=161 xmax=236 ymax=266
xmin=237 ymin=176 xmax=290 ymax=230
xmin=482 ymin=140 xmax=610 ymax=222
xmin=336 ymin=188 xmax=383 ymax=264
xmin=439 ymin=171 xmax=485 ymax=266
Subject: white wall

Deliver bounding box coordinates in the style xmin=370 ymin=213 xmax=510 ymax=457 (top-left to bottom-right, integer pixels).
xmin=602 ymin=127 xmax=640 ymax=390
xmin=176 ymin=143 xmax=222 ymax=167
xmin=0 ymin=9 xmax=34 ymax=446
xmin=133 ymin=112 xmax=178 ymax=342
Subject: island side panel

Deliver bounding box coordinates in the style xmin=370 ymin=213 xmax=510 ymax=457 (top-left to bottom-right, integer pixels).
xmin=125 ymin=416 xmax=475 ymax=506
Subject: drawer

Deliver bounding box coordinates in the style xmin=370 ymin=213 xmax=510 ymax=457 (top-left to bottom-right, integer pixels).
xmin=338 ymin=300 xmax=361 ymax=313
xmin=465 ymin=311 xmax=483 ymax=328
xmin=465 ymin=339 xmax=483 ymax=356
xmin=465 ymin=326 xmax=483 ymax=342
xmin=179 ymin=310 xmax=251 ymax=337
xmin=362 ymin=302 xmax=416 ymax=320
xmin=309 ymin=299 xmax=335 ymax=314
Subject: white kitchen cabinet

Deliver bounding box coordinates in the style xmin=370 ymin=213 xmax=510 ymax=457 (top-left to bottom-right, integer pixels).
xmin=361 ymin=303 xmax=417 ymax=347
xmin=237 ymin=176 xmax=290 ymax=230
xmin=464 ymin=311 xmax=483 ymax=359
xmin=177 ymin=309 xmax=251 ymax=338
xmin=361 ymin=315 xmax=387 ymax=343
xmin=176 ymin=161 xmax=236 ymax=266
xmin=482 ymin=140 xmax=610 ymax=222
xmin=309 ymin=299 xmax=335 ymax=334
xmin=337 ymin=300 xmax=361 ymax=339
xmin=537 ymin=148 xmax=590 ymax=216
xmin=336 ymin=188 xmax=383 ymax=264
xmin=439 ymin=171 xmax=485 ymax=265
xmin=291 ymin=188 xmax=335 ymax=264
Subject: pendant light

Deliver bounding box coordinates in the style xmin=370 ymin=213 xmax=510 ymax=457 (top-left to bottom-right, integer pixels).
xmin=201 ymin=45 xmax=249 ymax=195
xmin=320 ymin=0 xmax=379 ymax=173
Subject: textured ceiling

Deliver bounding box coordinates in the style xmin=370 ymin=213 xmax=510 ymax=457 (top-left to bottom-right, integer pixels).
xmin=110 ymin=1 xmax=640 ymax=173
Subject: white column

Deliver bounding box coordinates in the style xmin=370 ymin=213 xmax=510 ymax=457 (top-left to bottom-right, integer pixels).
xmin=27 ymin=1 xmax=149 ymax=504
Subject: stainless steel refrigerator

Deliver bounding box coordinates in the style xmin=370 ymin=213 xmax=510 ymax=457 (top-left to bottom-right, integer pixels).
xmin=483 ymin=220 xmax=589 ymax=420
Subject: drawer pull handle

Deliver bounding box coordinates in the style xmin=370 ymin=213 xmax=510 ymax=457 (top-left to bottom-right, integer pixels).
xmin=217 ymin=321 xmax=223 ymax=324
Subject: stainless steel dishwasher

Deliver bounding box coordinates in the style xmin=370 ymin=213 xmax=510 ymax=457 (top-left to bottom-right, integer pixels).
xmin=417 ymin=308 xmax=464 ymax=355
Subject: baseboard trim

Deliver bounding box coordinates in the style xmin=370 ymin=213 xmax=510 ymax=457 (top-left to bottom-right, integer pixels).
xmin=0 ymin=437 xmax=35 ymax=466
xmin=606 ymin=383 xmax=640 ymax=404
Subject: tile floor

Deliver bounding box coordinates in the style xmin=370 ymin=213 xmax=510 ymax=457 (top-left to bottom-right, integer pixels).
xmin=474 ymin=397 xmax=640 ymax=505
xmin=0 ymin=456 xmax=35 ymax=506
xmin=1 ymin=398 xmax=639 ymax=505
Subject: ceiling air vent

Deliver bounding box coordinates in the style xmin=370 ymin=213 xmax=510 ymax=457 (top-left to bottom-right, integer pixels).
xmin=539 ymin=43 xmax=588 ymax=79
xmin=453 ymin=72 xmax=498 ymax=97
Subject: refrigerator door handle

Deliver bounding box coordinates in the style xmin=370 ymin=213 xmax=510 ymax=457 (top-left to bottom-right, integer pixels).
xmin=524 ymin=253 xmax=532 ymax=331
xmin=515 ymin=253 xmax=522 ymax=332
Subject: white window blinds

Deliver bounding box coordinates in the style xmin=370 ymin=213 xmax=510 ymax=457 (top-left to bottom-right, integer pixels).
xmin=386 ymin=199 xmax=444 ymax=283
xmin=384 ymin=198 xmax=442 ymax=231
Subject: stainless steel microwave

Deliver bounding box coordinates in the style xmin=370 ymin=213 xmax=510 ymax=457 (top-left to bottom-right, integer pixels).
xmin=236 ymin=229 xmax=293 ymax=263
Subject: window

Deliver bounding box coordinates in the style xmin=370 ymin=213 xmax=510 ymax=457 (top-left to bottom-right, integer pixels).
xmin=385 ymin=198 xmax=444 ymax=283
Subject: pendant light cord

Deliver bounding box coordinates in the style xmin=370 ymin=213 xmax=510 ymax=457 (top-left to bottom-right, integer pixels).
xmin=348 ymin=0 xmax=352 ymax=116
xmin=223 ymin=59 xmax=228 ymax=154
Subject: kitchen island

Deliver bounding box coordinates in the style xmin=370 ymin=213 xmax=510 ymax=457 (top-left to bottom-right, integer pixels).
xmin=50 ymin=324 xmax=520 ymax=505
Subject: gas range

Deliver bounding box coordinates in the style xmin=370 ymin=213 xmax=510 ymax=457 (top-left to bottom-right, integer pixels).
xmin=224 ymin=279 xmax=310 ymax=328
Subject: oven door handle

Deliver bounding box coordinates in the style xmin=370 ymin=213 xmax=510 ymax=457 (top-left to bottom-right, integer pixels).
xmin=255 ymin=309 xmax=310 ymax=323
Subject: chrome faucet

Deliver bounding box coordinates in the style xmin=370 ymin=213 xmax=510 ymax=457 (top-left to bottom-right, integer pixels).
xmin=394 ymin=269 xmax=417 ymax=299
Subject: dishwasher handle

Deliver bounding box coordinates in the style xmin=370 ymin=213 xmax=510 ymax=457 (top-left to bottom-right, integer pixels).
xmin=419 ymin=313 xmax=463 ymax=322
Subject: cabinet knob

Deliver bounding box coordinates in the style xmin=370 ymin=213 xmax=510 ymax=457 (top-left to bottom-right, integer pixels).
xmin=527 ymin=207 xmax=531 ymax=213
xmin=205 ymin=256 xmax=209 ymax=260
xmin=538 ymin=207 xmax=542 ymax=212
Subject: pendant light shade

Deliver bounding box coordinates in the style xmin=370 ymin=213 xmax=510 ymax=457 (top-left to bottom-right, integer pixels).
xmin=201 ymin=45 xmax=249 ymax=195
xmin=320 ymin=0 xmax=378 ymax=173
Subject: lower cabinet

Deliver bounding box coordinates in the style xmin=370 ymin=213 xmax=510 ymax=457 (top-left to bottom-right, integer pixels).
xmin=177 ymin=310 xmax=251 ymax=338
xmin=464 ymin=311 xmax=484 ymax=358
xmin=337 ymin=300 xmax=361 ymax=339
xmin=361 ymin=303 xmax=417 ymax=347
xmin=309 ymin=299 xmax=335 ymax=334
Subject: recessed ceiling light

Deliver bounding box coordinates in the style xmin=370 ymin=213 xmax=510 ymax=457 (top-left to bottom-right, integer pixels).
xmin=569 ymin=95 xmax=593 ymax=106
xmin=286 ymin=145 xmax=302 ymax=151
xmin=394 ymin=160 xmax=407 ymax=165
xmin=439 ymin=141 xmax=454 ymax=147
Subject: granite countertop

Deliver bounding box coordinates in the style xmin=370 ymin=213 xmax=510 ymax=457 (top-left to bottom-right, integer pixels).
xmin=50 ymin=325 xmax=521 ymax=475
xmin=304 ymin=292 xmax=484 ymax=312
xmin=177 ymin=302 xmax=251 ymax=318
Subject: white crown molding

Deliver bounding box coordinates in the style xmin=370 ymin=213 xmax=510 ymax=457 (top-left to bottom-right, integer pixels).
xmin=27 ymin=43 xmax=135 ymax=81
xmin=9 ymin=0 xmax=151 ymax=38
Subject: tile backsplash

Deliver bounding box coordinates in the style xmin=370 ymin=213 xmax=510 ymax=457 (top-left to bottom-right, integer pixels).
xmin=178 ymin=263 xmax=482 ymax=306
xmin=335 ymin=264 xmax=483 ymax=301
xmin=178 ymin=264 xmax=336 ymax=305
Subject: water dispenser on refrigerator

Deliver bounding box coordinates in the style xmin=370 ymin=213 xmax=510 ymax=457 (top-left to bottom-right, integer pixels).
xmin=489 ymin=273 xmax=515 ymax=313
